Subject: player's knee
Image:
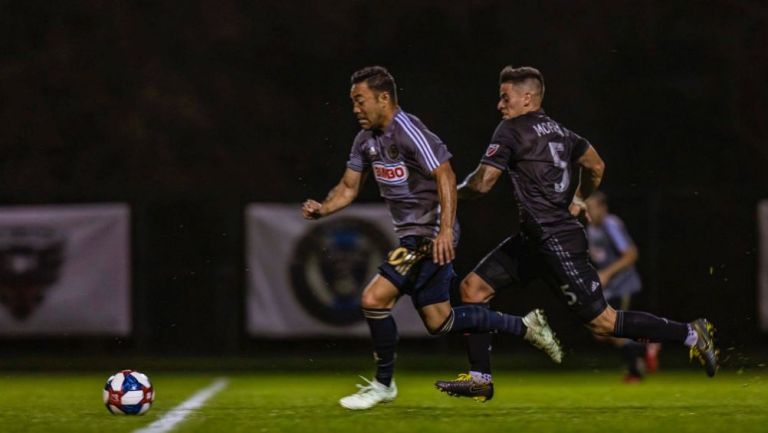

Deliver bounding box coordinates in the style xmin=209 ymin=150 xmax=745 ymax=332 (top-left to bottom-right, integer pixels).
xmin=426 ymin=323 xmax=442 ymax=336
xmin=587 ymin=307 xmax=617 ymax=337
xmin=425 ymin=310 xmax=454 ymax=336
xmin=361 ymin=291 xmax=388 ymax=309
xmin=586 ymin=320 xmax=612 ymax=337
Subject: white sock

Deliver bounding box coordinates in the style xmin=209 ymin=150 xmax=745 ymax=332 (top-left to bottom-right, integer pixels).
xmin=469 ymin=371 xmax=492 ymax=384
xmin=684 ymin=325 xmax=698 ymax=347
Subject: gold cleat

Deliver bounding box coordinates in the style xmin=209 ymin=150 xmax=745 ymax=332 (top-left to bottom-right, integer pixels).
xmin=689 ymin=318 xmax=719 ymax=377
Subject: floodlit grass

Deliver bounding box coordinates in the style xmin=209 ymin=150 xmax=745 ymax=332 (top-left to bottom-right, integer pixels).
xmin=1 ymin=370 xmax=766 ymax=433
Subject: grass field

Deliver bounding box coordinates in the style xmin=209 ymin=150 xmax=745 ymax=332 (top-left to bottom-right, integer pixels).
xmin=1 ymin=370 xmax=766 ymax=433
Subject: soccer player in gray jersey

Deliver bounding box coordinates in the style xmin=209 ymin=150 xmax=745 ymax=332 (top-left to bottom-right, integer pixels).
xmin=302 ymin=66 xmax=563 ymax=410
xmin=436 ymin=66 xmax=718 ymax=401
xmin=587 ymin=190 xmax=659 ymax=382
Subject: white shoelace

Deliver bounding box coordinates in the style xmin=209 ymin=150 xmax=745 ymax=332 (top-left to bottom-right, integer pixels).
xmin=352 ymin=376 xmax=380 ymax=396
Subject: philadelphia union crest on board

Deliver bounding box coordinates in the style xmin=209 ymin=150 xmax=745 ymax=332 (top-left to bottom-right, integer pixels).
xmin=290 ymin=218 xmax=393 ymax=326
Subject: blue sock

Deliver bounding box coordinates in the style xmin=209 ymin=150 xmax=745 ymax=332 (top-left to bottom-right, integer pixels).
xmin=439 ymin=305 xmax=525 ymax=336
xmin=364 ymin=308 xmax=398 ymax=387
xmin=465 ymin=303 xmax=493 ymax=375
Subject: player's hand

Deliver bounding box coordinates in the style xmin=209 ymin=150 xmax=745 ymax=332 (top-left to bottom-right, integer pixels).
xmin=569 ymin=198 xmax=590 ymax=223
xmin=432 ymin=231 xmax=455 ymax=265
xmin=301 ymin=199 xmax=323 ymax=220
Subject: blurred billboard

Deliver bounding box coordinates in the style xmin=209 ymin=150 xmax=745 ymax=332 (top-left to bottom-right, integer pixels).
xmin=0 ymin=204 xmax=130 ymax=336
xmin=245 ymin=204 xmax=429 ymax=337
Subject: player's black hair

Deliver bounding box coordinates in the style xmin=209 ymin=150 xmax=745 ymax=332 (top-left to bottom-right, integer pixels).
xmin=351 ymin=66 xmax=398 ymax=105
xmin=499 ymin=66 xmax=545 ymax=99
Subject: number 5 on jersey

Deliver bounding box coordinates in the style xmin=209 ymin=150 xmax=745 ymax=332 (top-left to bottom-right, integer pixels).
xmin=548 ymin=142 xmax=569 ymax=193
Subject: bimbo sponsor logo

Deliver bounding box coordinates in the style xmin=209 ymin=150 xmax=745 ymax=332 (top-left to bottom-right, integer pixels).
xmin=373 ymin=161 xmax=408 ymax=185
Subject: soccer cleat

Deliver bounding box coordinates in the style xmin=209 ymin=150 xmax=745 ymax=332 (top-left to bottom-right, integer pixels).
xmin=689 ymin=319 xmax=719 ymax=377
xmin=522 ymin=309 xmax=563 ymax=363
xmin=339 ymin=376 xmax=397 ymax=410
xmin=435 ymin=373 xmax=494 ymax=402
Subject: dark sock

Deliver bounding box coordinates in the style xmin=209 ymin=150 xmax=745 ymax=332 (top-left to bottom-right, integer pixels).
xmin=621 ymin=341 xmax=646 ymax=377
xmin=465 ymin=303 xmax=493 ymax=375
xmin=364 ymin=308 xmax=398 ymax=387
xmin=441 ymin=305 xmax=526 ymax=336
xmin=614 ymin=310 xmax=689 ymax=343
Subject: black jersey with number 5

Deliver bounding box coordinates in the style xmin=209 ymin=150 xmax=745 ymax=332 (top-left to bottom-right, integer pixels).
xmin=480 ymin=110 xmax=590 ymax=238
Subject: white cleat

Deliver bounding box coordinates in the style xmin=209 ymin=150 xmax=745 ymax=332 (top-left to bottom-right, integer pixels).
xmin=339 ymin=376 xmax=397 ymax=410
xmin=523 ymin=309 xmax=564 ymax=363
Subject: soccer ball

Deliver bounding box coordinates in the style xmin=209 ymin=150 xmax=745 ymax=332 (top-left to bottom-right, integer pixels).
xmin=103 ymin=370 xmax=154 ymax=415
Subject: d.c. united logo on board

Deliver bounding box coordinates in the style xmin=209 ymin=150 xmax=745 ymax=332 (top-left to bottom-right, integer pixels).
xmin=0 ymin=226 xmax=65 ymax=320
xmin=289 ymin=218 xmax=393 ymax=326
xmin=485 ymin=143 xmax=500 ymax=157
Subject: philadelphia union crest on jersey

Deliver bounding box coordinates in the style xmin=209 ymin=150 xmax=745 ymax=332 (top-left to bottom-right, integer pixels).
xmin=290 ymin=218 xmax=392 ymax=325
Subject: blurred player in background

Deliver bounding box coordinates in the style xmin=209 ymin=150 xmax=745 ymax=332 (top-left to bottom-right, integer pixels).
xmin=436 ymin=66 xmax=718 ymax=402
xmin=302 ymin=66 xmax=562 ymax=410
xmin=586 ymin=191 xmax=660 ymax=382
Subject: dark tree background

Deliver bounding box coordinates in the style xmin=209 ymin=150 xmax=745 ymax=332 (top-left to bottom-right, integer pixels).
xmin=1 ymin=1 xmax=766 ymax=355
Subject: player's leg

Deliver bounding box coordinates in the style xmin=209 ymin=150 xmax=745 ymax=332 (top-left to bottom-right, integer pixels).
xmin=409 ymin=260 xmax=527 ymax=338
xmin=339 ymin=275 xmax=399 ymax=410
xmin=412 ymin=265 xmax=513 ymax=403
xmin=589 ymin=306 xmax=717 ymax=376
xmin=461 ymin=272 xmax=496 ymax=381
xmin=419 ymin=299 xmax=527 ymax=337
xmin=361 ymin=275 xmax=400 ymax=387
xmin=543 ymin=230 xmax=718 ymax=377
xmin=598 ymin=296 xmax=647 ymax=382
xmin=617 ymin=293 xmax=661 ymax=374
xmin=432 ymin=237 xmax=562 ymax=401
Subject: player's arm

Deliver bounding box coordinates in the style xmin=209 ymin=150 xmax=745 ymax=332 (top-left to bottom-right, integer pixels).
xmin=461 ymin=121 xmax=514 ymax=199
xmin=302 ymin=168 xmax=365 ymax=220
xmin=598 ymin=218 xmax=639 ymax=285
xmin=457 ymin=163 xmax=503 ymax=199
xmin=570 ymin=145 xmax=605 ymax=218
xmin=598 ymin=244 xmax=638 ymax=286
xmin=433 ymin=161 xmax=456 ymax=265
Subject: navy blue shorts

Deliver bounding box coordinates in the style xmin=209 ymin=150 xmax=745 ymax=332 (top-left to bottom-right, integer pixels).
xmin=378 ymin=236 xmax=454 ymax=309
xmin=472 ymin=229 xmax=608 ymax=322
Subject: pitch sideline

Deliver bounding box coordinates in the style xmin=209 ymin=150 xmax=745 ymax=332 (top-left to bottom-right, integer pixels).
xmin=133 ymin=378 xmax=229 ymax=433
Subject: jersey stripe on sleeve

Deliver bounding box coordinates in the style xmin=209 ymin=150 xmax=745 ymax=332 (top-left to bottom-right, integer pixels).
xmin=395 ymin=112 xmax=440 ymax=171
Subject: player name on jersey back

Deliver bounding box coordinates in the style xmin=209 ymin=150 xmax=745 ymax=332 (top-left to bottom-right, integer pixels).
xmin=532 ymin=121 xmax=565 ymax=137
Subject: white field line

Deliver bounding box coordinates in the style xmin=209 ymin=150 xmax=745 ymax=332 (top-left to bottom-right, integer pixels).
xmin=133 ymin=378 xmax=229 ymax=433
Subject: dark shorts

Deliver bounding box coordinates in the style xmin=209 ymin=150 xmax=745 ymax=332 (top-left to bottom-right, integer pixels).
xmin=378 ymin=236 xmax=454 ymax=309
xmin=472 ymin=229 xmax=608 ymax=322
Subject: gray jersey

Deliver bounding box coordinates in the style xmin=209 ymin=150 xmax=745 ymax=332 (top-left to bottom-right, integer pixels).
xmin=587 ymin=214 xmax=642 ymax=299
xmin=347 ymin=109 xmax=459 ymax=243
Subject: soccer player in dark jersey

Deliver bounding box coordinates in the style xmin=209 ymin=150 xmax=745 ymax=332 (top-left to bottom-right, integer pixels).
xmin=586 ymin=190 xmax=660 ymax=382
xmin=302 ymin=66 xmax=563 ymax=410
xmin=435 ymin=66 xmax=718 ymax=401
